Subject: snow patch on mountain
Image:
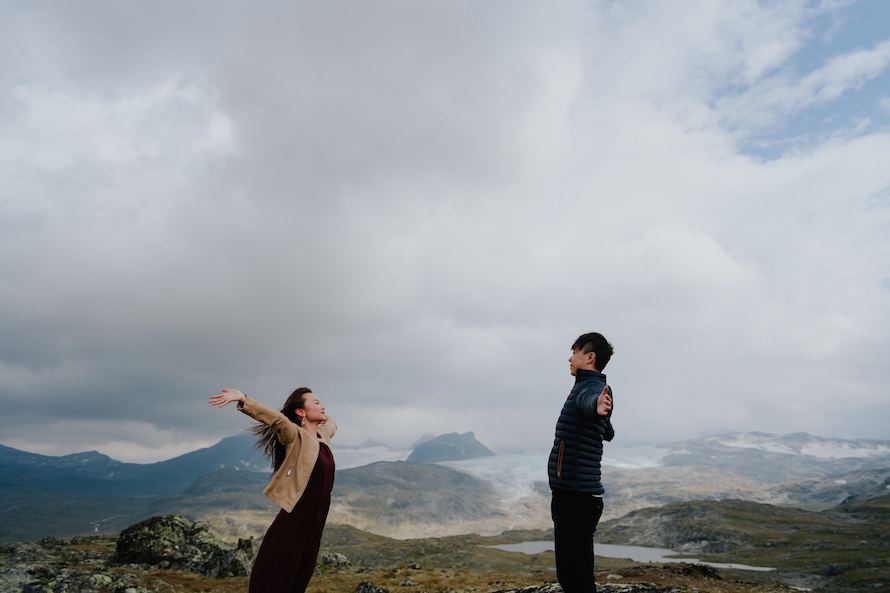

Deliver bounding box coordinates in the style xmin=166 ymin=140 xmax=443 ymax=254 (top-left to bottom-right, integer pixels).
xmin=602 ymin=446 xmax=670 ymax=469
xmin=438 ymin=455 xmax=547 ymax=503
xmin=795 ymin=442 xmax=890 ymax=458
xmin=712 ymin=432 xmax=890 ymax=459
xmin=436 ymin=445 xmax=669 ymax=503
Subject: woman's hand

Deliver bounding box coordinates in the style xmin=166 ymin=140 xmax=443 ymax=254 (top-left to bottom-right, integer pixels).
xmin=209 ymin=388 xmax=246 ymax=408
xmin=596 ymin=385 xmax=612 ymax=416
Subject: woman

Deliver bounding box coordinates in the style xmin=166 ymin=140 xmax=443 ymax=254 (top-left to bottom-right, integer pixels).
xmin=209 ymin=387 xmax=336 ymax=593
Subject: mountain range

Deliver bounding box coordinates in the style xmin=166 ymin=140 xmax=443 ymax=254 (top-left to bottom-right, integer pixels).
xmin=1 ymin=429 xmax=888 ymax=543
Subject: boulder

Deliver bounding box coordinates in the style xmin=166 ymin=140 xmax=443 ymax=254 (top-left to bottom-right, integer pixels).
xmin=322 ymin=551 xmax=351 ymax=568
xmin=112 ymin=515 xmax=256 ymax=577
xmin=355 ymin=582 xmax=391 ymax=593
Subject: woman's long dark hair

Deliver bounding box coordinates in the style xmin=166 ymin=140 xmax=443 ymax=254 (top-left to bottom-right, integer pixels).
xmin=250 ymin=387 xmax=312 ymax=472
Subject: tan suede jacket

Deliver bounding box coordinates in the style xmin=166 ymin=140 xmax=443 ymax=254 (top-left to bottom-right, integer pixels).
xmin=237 ymin=395 xmax=337 ymax=513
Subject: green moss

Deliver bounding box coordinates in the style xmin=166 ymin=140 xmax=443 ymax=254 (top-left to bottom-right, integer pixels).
xmin=598 ymin=496 xmax=890 ymax=591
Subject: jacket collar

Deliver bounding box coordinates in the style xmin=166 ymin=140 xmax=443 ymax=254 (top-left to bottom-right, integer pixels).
xmin=574 ymin=368 xmax=606 ymax=385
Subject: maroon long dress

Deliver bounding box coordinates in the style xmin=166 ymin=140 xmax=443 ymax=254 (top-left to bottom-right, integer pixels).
xmin=249 ymin=442 xmax=335 ymax=593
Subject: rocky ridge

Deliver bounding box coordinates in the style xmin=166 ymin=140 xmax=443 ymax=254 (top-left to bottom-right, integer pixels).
xmin=1 ymin=535 xmax=139 ymax=593
xmin=0 ymin=515 xmax=255 ymax=593
xmin=0 ymin=514 xmax=797 ymax=593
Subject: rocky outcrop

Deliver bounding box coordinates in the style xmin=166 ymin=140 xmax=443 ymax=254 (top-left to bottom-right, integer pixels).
xmin=406 ymin=432 xmax=496 ymax=463
xmin=112 ymin=515 xmax=255 ymax=577
xmin=0 ymin=536 xmax=145 ymax=593
xmin=1 ymin=522 xmax=793 ymax=593
xmin=355 ymin=582 xmax=391 ymax=593
xmin=0 ymin=515 xmax=259 ymax=592
xmin=322 ymin=551 xmax=351 ymax=568
xmin=1 ymin=516 xmax=256 ymax=592
xmin=600 ymin=501 xmax=746 ymax=554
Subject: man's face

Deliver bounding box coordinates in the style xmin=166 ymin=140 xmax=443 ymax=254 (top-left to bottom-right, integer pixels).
xmin=569 ymin=348 xmax=595 ymax=376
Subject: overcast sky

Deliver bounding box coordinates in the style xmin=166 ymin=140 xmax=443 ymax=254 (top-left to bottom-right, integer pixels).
xmin=2 ymin=0 xmax=889 ymax=463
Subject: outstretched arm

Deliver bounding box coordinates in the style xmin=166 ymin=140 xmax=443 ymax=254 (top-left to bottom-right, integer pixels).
xmin=596 ymin=386 xmax=612 ymax=417
xmin=577 ymin=384 xmax=613 ymax=418
xmin=209 ymin=388 xmax=247 ymax=408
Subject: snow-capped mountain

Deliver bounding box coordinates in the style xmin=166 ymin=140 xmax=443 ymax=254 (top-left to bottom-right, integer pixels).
xmin=694 ymin=430 xmax=890 ymax=458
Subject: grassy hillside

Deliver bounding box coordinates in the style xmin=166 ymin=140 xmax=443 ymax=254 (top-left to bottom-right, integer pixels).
xmin=330 ymin=461 xmax=506 ymax=536
xmin=119 ymin=495 xmax=890 ymax=592
xmin=599 ymin=495 xmax=890 ymax=592
xmin=1 ymin=524 xmax=796 ymax=593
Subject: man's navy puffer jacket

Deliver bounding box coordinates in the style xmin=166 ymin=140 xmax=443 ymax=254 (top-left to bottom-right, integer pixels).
xmin=548 ymin=368 xmax=614 ymax=495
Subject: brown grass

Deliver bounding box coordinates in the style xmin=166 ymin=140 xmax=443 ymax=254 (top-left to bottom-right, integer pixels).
xmin=124 ymin=561 xmax=796 ymax=593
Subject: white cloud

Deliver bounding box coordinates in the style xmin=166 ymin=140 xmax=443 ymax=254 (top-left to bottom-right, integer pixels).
xmin=2 ymin=420 xmax=220 ymax=464
xmin=1 ymin=0 xmax=889 ymax=462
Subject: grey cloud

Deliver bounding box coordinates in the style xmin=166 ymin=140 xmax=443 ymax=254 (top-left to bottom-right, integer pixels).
xmin=1 ymin=1 xmax=889 ymax=462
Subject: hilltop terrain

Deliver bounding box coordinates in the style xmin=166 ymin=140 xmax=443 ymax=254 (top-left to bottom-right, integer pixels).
xmin=599 ymin=495 xmax=890 ymax=591
xmin=0 ymin=513 xmax=825 ymax=593
xmin=3 ymin=492 xmax=887 ymax=592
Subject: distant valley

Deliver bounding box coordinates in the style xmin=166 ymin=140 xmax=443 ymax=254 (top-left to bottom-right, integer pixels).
xmin=1 ymin=429 xmax=889 ymax=544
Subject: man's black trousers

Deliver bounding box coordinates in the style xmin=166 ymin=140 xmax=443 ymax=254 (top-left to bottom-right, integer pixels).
xmin=551 ymin=489 xmax=604 ymax=593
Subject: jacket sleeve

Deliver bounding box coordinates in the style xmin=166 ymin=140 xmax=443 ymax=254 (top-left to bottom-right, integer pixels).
xmin=577 ymin=384 xmax=616 ymax=441
xmin=577 ymin=384 xmax=614 ymax=417
xmin=320 ymin=416 xmax=337 ymax=439
xmin=575 ymin=383 xmax=604 ymax=418
xmin=602 ymin=386 xmax=615 ymax=441
xmin=237 ymin=396 xmax=299 ymax=445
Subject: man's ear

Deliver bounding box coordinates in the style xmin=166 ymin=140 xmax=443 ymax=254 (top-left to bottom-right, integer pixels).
xmin=588 ymin=352 xmax=597 ymax=367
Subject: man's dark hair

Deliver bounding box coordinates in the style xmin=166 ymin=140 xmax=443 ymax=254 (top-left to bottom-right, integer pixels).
xmin=571 ymin=332 xmax=614 ymax=371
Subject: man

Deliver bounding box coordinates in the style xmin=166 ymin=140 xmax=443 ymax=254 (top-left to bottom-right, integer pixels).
xmin=548 ymin=332 xmax=614 ymax=593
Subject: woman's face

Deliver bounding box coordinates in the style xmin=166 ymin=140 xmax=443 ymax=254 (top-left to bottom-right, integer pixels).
xmin=300 ymin=393 xmax=327 ymax=423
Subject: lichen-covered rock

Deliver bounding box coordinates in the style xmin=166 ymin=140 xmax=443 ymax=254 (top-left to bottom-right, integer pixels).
xmin=322 ymin=551 xmax=351 ymax=568
xmin=18 ymin=565 xmax=146 ymax=593
xmin=112 ymin=515 xmax=256 ymax=577
xmin=222 ymin=536 xmax=256 ymax=576
xmin=0 ymin=535 xmax=139 ymax=593
xmin=355 ymin=581 xmax=391 ymax=593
